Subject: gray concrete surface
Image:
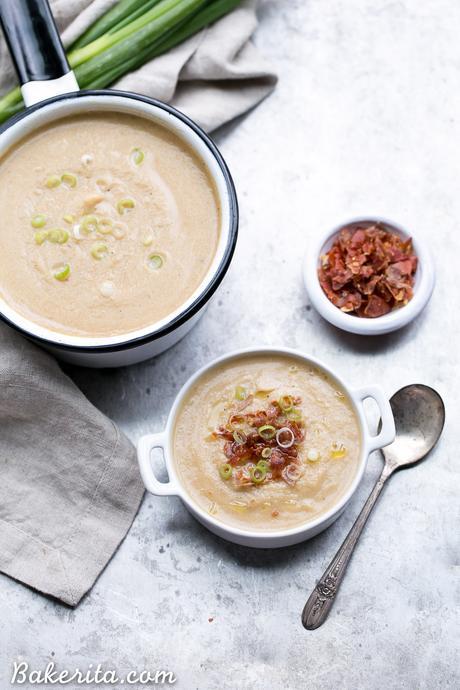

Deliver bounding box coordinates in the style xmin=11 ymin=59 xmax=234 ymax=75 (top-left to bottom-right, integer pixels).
xmin=1 ymin=1 xmax=459 ymax=688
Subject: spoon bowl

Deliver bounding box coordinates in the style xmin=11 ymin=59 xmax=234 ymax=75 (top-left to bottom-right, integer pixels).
xmin=382 ymin=384 xmax=445 ymax=469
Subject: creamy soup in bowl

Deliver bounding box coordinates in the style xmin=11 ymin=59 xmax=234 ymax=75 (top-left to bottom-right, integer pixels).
xmin=137 ymin=348 xmax=395 ymax=548
xmin=0 ymin=112 xmax=220 ymax=337
xmin=0 ymin=93 xmax=237 ymax=367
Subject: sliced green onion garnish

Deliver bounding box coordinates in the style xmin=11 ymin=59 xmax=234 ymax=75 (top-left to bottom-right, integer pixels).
xmin=257 ymin=460 xmax=270 ymax=472
xmin=117 ymin=198 xmax=135 ymax=214
xmin=97 ymin=217 xmax=113 ymax=234
xmin=34 ymin=230 xmax=48 ymax=245
xmin=112 ymin=224 xmax=126 ymax=240
xmin=261 ymin=447 xmax=272 ymax=459
xmin=142 ymin=234 xmax=153 ymax=246
xmin=232 ymin=430 xmax=246 ymax=445
xmin=219 ymin=463 xmax=232 ymax=480
xmin=31 ymin=214 xmax=46 ymax=228
xmin=279 ymin=394 xmax=293 ymax=412
xmin=81 ymin=214 xmax=98 ymax=234
xmin=258 ymin=424 xmax=276 ymax=440
xmin=45 ymin=175 xmax=61 ymax=189
xmin=235 ymin=385 xmax=247 ymax=401
xmin=63 ymin=214 xmax=75 ymax=224
xmin=48 ymin=228 xmax=69 ymax=244
xmin=91 ymin=242 xmax=108 ymax=260
xmin=148 ymin=253 xmax=163 ymax=270
xmin=131 ymin=147 xmax=144 ymax=165
xmin=249 ymin=465 xmax=267 ymax=484
xmin=61 ymin=172 xmax=77 ymax=188
xmin=96 ymin=178 xmax=109 ymax=192
xmin=287 ymin=408 xmax=302 ymax=422
xmin=276 ymin=427 xmax=295 ymax=449
xmin=53 ymin=263 xmax=70 ymax=281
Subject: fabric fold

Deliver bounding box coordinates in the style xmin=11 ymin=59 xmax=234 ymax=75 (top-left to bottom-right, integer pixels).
xmin=0 ymin=325 xmax=144 ymax=606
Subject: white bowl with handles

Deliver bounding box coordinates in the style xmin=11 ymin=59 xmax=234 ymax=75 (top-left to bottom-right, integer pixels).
xmin=137 ymin=348 xmax=396 ymax=548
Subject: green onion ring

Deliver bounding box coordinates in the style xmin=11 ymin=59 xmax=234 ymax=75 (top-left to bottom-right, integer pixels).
xmin=97 ymin=217 xmax=113 ymax=234
xmin=61 ymin=172 xmax=77 ymax=188
xmin=249 ymin=465 xmax=267 ymax=484
xmin=258 ymin=424 xmax=276 ymax=440
xmin=91 ymin=242 xmax=108 ymax=260
xmin=279 ymin=394 xmax=293 ymax=412
xmin=232 ymin=430 xmax=246 ymax=445
xmin=219 ymin=463 xmax=233 ymax=480
xmin=276 ymin=427 xmax=295 ymax=449
xmin=286 ymin=408 xmax=302 ymax=421
xmin=34 ymin=230 xmax=48 ymax=245
xmin=117 ymin=198 xmax=135 ymax=214
xmin=131 ymin=148 xmax=144 ymax=165
xmin=235 ymin=385 xmax=247 ymax=401
xmin=31 ymin=214 xmax=46 ymax=228
xmin=81 ymin=214 xmax=98 ymax=234
xmin=148 ymin=253 xmax=163 ymax=270
xmin=45 ymin=175 xmax=61 ymax=189
xmin=53 ymin=263 xmax=70 ymax=281
xmin=48 ymin=228 xmax=69 ymax=244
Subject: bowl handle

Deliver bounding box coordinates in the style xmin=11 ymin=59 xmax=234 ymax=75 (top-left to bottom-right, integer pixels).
xmin=354 ymin=385 xmax=395 ymax=452
xmin=137 ymin=432 xmax=181 ymax=497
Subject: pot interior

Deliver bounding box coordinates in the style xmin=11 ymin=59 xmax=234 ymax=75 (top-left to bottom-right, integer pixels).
xmin=0 ymin=92 xmax=237 ymax=349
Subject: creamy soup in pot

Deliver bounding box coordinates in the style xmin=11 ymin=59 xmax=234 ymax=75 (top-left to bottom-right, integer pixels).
xmin=173 ymin=354 xmax=361 ymax=531
xmin=0 ymin=113 xmax=220 ymax=337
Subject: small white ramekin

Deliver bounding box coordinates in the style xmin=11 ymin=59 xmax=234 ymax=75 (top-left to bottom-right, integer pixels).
xmin=137 ymin=347 xmax=395 ymax=548
xmin=303 ymin=216 xmax=435 ymax=335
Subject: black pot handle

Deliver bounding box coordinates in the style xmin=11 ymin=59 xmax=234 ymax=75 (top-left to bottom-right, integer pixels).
xmin=0 ymin=0 xmax=71 ymax=83
xmin=0 ymin=0 xmax=79 ymax=105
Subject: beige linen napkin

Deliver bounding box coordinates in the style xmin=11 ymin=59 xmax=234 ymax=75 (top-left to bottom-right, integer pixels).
xmin=0 ymin=324 xmax=144 ymax=606
xmin=0 ymin=0 xmax=277 ymax=132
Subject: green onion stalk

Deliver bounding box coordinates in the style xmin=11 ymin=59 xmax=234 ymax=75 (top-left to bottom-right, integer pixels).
xmin=0 ymin=0 xmax=242 ymax=125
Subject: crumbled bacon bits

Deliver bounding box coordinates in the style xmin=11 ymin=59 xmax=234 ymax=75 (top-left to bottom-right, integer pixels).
xmin=213 ymin=397 xmax=306 ymax=488
xmin=318 ymin=223 xmax=418 ymax=317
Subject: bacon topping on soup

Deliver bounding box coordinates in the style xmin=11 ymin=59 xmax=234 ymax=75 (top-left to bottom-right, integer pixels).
xmin=318 ymin=223 xmax=418 ymax=317
xmin=213 ymin=395 xmax=306 ymax=487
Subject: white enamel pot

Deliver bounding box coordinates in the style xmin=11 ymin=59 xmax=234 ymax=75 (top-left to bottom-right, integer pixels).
xmin=137 ymin=348 xmax=396 ymax=548
xmin=0 ymin=0 xmax=238 ymax=368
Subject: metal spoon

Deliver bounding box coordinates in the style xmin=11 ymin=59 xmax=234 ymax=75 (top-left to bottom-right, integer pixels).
xmin=301 ymin=384 xmax=445 ymax=630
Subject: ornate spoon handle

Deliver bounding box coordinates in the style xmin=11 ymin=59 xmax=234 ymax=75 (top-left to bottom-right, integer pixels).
xmin=302 ymin=463 xmax=393 ymax=630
